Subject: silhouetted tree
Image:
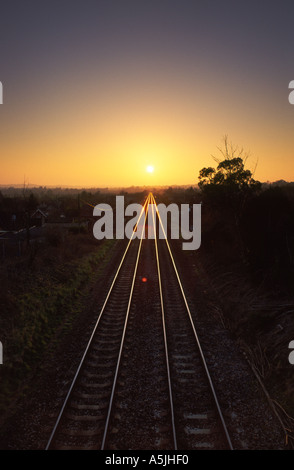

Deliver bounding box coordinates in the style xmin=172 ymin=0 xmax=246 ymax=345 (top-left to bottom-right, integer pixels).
xmin=198 ymin=137 xmax=261 ymax=263
xmin=198 ymin=136 xmax=261 ymax=218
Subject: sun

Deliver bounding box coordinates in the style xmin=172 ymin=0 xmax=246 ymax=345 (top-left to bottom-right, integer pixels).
xmin=146 ymin=165 xmax=154 ymax=173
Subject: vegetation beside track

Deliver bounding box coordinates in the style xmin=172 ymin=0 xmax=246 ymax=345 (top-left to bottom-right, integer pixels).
xmin=0 ymin=230 xmax=115 ymax=419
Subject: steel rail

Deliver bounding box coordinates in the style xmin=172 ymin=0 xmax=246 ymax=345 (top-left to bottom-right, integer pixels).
xmin=150 ymin=201 xmax=178 ymax=450
xmin=45 ymin=194 xmax=151 ymax=450
xmin=100 ymin=194 xmax=151 ymax=449
xmin=150 ymin=193 xmax=234 ymax=450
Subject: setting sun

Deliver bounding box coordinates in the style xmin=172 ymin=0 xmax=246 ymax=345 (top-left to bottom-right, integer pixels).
xmin=146 ymin=165 xmax=154 ymax=174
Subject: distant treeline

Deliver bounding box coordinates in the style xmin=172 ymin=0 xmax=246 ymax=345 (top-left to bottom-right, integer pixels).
xmin=0 ymin=184 xmax=194 ymax=197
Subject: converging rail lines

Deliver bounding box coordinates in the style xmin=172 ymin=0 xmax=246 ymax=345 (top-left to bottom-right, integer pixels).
xmin=45 ymin=193 xmax=233 ymax=450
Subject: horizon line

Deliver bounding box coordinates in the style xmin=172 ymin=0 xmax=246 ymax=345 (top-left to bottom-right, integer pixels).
xmin=0 ymin=178 xmax=292 ymax=191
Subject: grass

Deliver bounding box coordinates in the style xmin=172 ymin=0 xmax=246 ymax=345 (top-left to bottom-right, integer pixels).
xmin=0 ymin=234 xmax=116 ymax=417
xmin=196 ymin=253 xmax=294 ymax=434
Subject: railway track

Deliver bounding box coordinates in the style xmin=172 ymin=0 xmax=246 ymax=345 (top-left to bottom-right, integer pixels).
xmin=45 ymin=193 xmax=233 ymax=450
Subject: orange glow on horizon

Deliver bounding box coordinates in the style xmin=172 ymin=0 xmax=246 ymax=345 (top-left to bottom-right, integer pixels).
xmin=0 ymin=58 xmax=294 ymax=187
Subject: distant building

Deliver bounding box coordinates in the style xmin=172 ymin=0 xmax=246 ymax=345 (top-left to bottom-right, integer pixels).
xmin=31 ymin=209 xmax=48 ymax=227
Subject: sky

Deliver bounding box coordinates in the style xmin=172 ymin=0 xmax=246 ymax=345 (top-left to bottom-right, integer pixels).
xmin=0 ymin=0 xmax=294 ymax=188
